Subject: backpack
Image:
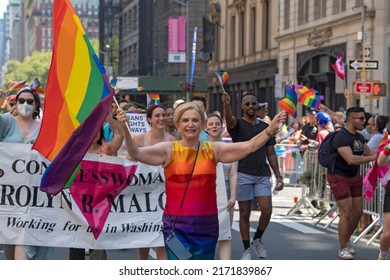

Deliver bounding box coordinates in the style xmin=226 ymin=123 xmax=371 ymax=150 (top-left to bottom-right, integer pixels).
xmin=318 ymin=129 xmax=348 ymax=170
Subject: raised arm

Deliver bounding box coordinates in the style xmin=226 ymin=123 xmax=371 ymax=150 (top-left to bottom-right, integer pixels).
xmin=221 ymin=92 xmax=237 ymax=129
xmin=105 ymin=109 xmax=125 ymax=156
xmin=118 ymin=111 xmax=172 ymax=166
xmin=213 ymin=111 xmax=287 ymax=163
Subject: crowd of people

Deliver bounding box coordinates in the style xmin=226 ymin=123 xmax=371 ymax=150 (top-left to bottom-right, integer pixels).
xmin=1 ymin=82 xmax=390 ymax=261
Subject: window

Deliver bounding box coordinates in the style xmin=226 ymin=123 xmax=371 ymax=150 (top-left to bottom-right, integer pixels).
xmin=284 ymin=0 xmax=290 ymax=30
xmin=249 ymin=7 xmax=256 ymax=54
xmin=230 ymin=16 xmax=236 ymax=59
xmin=314 ymin=0 xmax=327 ymax=19
xmin=262 ymin=0 xmax=269 ymax=49
xmin=238 ymin=12 xmax=244 ymax=57
xmin=298 ymin=0 xmax=309 ymax=25
xmin=283 ymin=57 xmax=289 ymax=76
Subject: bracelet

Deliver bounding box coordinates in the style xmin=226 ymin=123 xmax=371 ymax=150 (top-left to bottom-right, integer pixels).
xmin=265 ymin=129 xmax=275 ymax=138
xmin=275 ymin=175 xmax=283 ymax=179
xmin=384 ymin=146 xmax=390 ymax=156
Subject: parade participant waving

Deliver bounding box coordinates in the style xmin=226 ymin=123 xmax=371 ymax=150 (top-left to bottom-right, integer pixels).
xmin=120 ymin=101 xmax=286 ymax=260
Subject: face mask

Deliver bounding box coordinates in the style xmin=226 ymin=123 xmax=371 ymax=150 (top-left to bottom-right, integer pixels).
xmin=17 ymin=103 xmax=35 ymax=117
xmin=365 ymin=126 xmax=372 ymax=134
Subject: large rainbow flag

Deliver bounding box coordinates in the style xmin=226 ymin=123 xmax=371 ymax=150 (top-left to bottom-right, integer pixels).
xmin=33 ymin=0 xmax=114 ymax=195
xmin=33 ymin=0 xmax=113 ymax=161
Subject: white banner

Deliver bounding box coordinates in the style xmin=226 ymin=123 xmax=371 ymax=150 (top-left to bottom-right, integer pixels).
xmin=0 ymin=143 xmax=230 ymax=249
xmin=0 ymin=142 xmax=164 ymax=249
xmin=126 ymin=113 xmax=151 ymax=135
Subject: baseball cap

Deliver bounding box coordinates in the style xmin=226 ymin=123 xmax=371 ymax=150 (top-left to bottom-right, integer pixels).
xmin=258 ymin=102 xmax=268 ymax=110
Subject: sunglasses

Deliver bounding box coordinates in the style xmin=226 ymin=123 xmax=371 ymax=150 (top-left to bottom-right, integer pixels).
xmin=243 ymin=101 xmax=257 ymax=107
xmin=352 ymin=116 xmax=365 ymax=121
xmin=8 ymin=103 xmax=15 ymax=107
xmin=18 ymin=98 xmax=35 ymax=105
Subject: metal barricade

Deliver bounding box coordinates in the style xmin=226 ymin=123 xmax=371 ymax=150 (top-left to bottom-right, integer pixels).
xmin=285 ymin=149 xmax=384 ymax=245
xmin=353 ymin=162 xmax=384 ymax=245
xmin=274 ymin=141 xmax=303 ymax=186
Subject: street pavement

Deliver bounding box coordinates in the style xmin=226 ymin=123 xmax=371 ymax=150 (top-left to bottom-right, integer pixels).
xmin=0 ymin=185 xmax=381 ymax=260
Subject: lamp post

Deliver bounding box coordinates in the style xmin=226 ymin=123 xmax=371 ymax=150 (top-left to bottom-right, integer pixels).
xmin=174 ymin=0 xmax=190 ymax=101
xmin=105 ymin=44 xmax=112 ymax=78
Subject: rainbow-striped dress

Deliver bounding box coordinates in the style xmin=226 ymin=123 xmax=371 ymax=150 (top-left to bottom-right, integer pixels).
xmin=163 ymin=141 xmax=218 ymax=260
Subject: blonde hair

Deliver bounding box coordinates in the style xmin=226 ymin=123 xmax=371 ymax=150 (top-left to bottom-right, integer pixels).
xmin=173 ymin=101 xmax=205 ymax=126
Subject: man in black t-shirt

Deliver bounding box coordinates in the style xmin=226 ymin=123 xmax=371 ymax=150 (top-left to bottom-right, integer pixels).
xmin=222 ymin=92 xmax=283 ymax=260
xmin=300 ymin=110 xmax=318 ymax=152
xmin=327 ymin=107 xmax=376 ymax=260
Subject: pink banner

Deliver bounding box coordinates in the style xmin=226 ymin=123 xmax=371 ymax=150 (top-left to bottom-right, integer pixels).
xmin=168 ymin=17 xmax=178 ymax=52
xmin=178 ymin=16 xmax=186 ymax=51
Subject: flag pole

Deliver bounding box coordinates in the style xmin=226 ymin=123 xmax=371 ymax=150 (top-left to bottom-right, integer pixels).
xmin=112 ymin=95 xmax=132 ymax=137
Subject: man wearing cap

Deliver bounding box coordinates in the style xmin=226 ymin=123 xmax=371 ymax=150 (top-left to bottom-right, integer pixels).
xmin=256 ymin=102 xmax=271 ymax=124
xmin=221 ymin=92 xmax=283 ymax=260
xmin=300 ymin=109 xmax=318 ymax=152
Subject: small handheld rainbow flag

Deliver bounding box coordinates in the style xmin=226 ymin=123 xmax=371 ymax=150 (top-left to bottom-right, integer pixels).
xmin=5 ymin=80 xmax=27 ymax=96
xmin=278 ymin=82 xmax=297 ymax=118
xmin=215 ymin=71 xmax=230 ymax=92
xmin=332 ymin=55 xmax=345 ymax=80
xmin=147 ymin=93 xmax=161 ymax=107
xmin=128 ymin=87 xmax=145 ymax=92
xmin=296 ymin=85 xmax=324 ymax=109
xmin=31 ymin=78 xmax=45 ymax=94
xmin=109 ymin=78 xmax=117 ymax=88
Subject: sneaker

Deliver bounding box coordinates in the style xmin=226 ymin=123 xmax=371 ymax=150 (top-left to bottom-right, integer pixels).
xmin=338 ymin=248 xmax=354 ymax=260
xmin=240 ymin=248 xmax=252 ymax=260
xmin=251 ymin=238 xmax=267 ymax=258
xmin=378 ymin=250 xmax=388 ymax=260
xmin=347 ymin=242 xmax=355 ymax=255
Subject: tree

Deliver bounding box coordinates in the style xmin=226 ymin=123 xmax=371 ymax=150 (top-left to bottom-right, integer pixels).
xmin=3 ymin=51 xmax=52 ymax=89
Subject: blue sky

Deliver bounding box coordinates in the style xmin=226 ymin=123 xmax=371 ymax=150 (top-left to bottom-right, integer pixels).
xmin=0 ymin=2 xmax=7 ymax=19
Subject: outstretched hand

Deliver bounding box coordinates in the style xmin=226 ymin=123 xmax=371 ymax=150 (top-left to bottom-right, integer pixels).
xmin=269 ymin=111 xmax=287 ymax=134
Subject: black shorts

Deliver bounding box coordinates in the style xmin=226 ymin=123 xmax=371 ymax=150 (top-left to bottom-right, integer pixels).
xmin=384 ymin=182 xmax=390 ymax=213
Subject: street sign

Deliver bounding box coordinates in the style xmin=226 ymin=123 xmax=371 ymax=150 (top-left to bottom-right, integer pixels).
xmin=354 ymin=82 xmax=373 ymax=94
xmin=349 ymin=59 xmax=379 ymax=70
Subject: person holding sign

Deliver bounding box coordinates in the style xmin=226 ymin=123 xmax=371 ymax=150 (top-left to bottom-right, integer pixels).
xmin=120 ymin=101 xmax=286 ymax=260
xmin=0 ymin=85 xmax=53 ymax=260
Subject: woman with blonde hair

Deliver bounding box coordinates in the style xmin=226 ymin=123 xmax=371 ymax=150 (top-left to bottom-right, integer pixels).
xmin=120 ymin=101 xmax=286 ymax=259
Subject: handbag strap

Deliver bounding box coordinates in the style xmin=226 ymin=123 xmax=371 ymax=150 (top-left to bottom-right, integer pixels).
xmin=168 ymin=142 xmax=201 ymax=232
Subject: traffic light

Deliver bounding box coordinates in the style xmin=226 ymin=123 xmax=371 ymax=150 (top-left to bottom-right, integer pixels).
xmin=372 ymin=82 xmax=387 ymax=97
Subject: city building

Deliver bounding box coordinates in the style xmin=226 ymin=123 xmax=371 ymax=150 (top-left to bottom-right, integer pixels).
xmin=117 ymin=0 xmax=210 ymax=107
xmin=277 ymin=0 xmax=389 ymax=117
xmin=208 ymin=0 xmax=279 ymax=117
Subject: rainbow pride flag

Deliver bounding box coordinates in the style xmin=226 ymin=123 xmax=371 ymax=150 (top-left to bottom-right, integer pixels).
xmin=296 ymin=85 xmax=324 ymax=109
xmin=33 ymin=0 xmax=113 ymax=162
xmin=147 ymin=93 xmax=161 ymax=107
xmin=215 ymin=71 xmax=230 ymax=92
xmin=128 ymin=87 xmax=145 ymax=92
xmin=33 ymin=0 xmax=114 ymax=195
xmin=278 ymin=82 xmax=297 ymax=118
xmin=31 ymin=78 xmax=45 ymax=94
xmin=6 ymin=80 xmax=26 ymax=96
xmin=109 ymin=78 xmax=117 ymax=88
